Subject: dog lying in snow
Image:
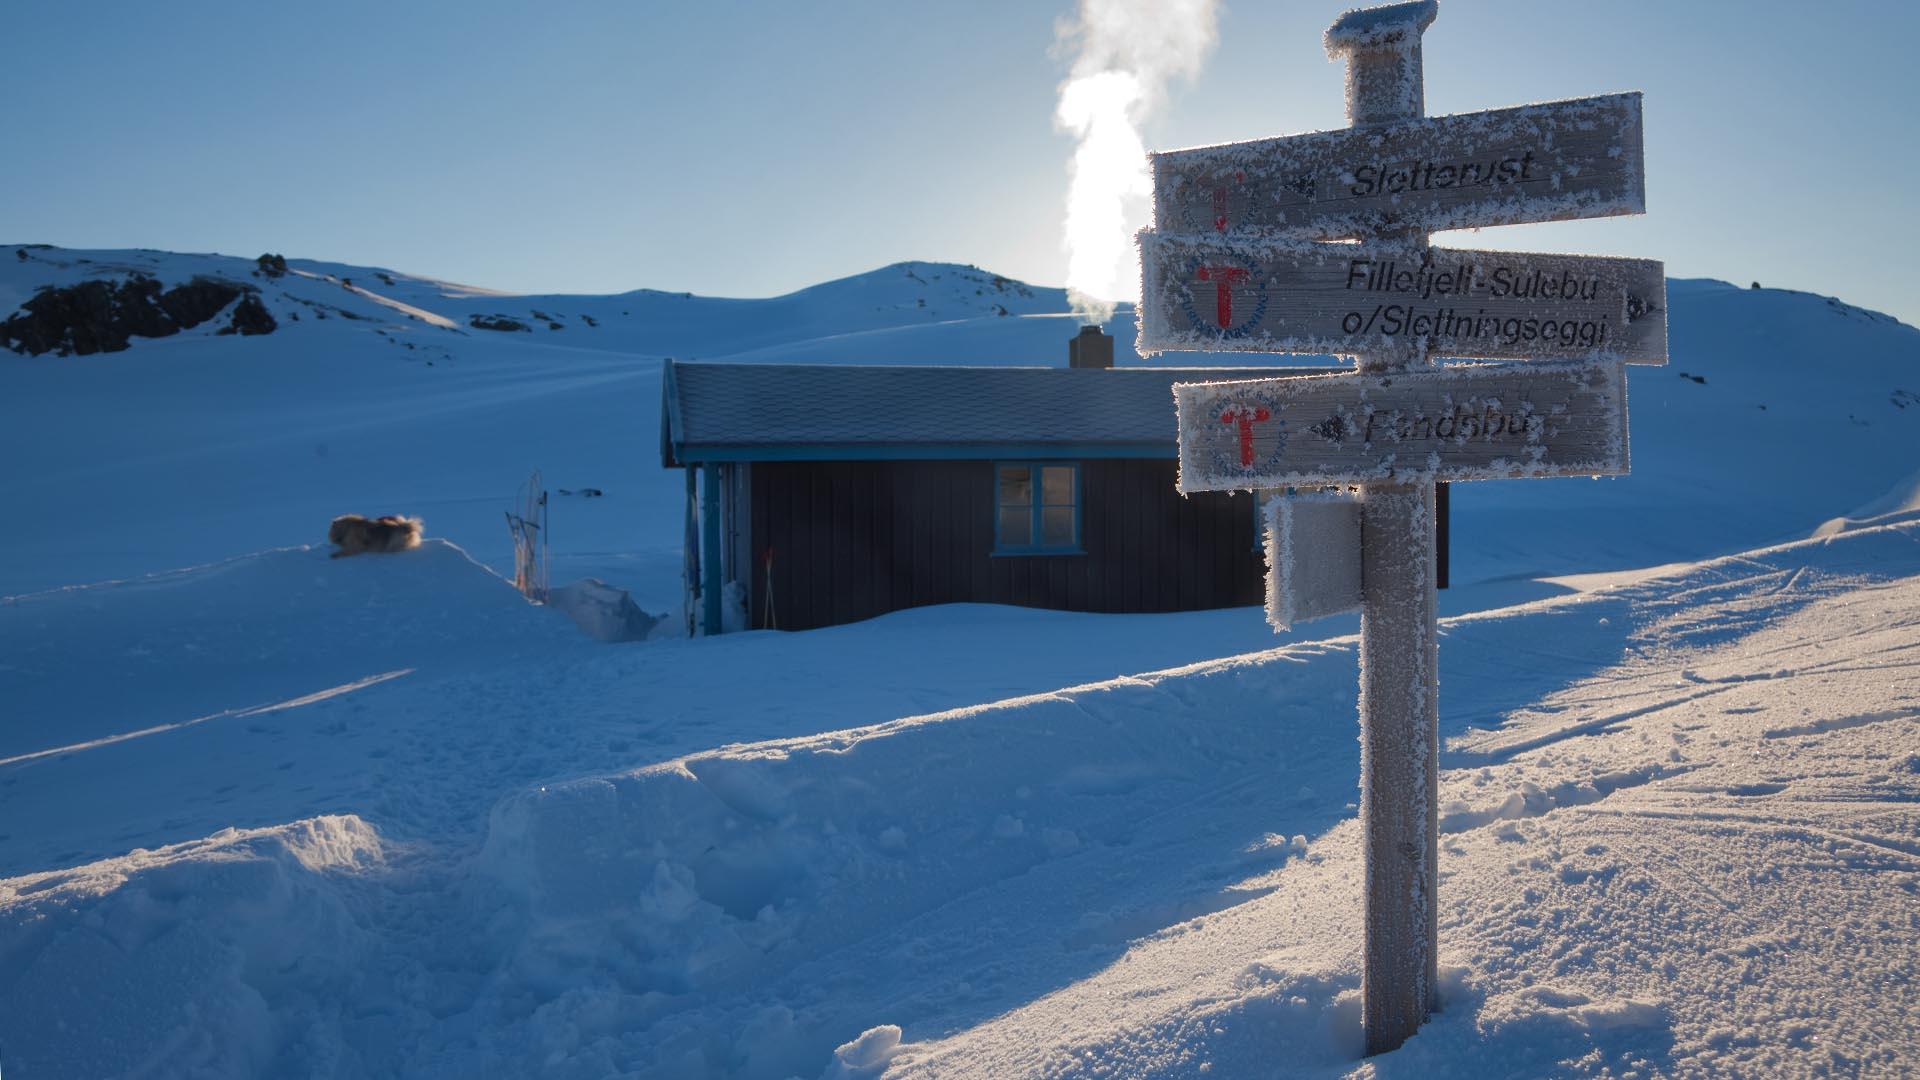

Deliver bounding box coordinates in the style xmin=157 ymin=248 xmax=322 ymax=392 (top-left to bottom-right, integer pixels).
xmin=328 ymin=514 xmax=423 ymax=558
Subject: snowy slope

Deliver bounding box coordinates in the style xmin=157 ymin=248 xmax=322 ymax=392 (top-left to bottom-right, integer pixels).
xmin=3 ymin=520 xmax=1915 ymax=1078
xmin=0 ymin=544 xmax=1313 ymax=878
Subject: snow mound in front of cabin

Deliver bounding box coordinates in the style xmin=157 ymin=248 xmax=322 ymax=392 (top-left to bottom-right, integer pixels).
xmin=1 ymin=539 xmax=571 ymax=765
xmin=0 ymin=815 xmax=386 ymax=1079
xmin=0 ymin=539 xmax=589 ymax=877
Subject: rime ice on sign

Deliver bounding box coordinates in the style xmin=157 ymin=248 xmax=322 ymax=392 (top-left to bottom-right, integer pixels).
xmin=1150 ymin=92 xmax=1645 ymax=240
xmin=1137 ymin=233 xmax=1667 ymax=365
xmin=1174 ymin=360 xmax=1628 ymax=491
xmin=1265 ymin=491 xmax=1363 ymax=630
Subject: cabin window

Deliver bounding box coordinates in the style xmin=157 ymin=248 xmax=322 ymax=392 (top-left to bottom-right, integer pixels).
xmin=995 ymin=463 xmax=1081 ymax=554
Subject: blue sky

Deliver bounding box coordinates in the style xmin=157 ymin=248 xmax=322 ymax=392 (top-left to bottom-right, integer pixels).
xmin=4 ymin=1 xmax=1916 ymax=327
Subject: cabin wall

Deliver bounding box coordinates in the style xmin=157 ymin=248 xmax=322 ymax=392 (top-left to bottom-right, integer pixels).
xmin=746 ymin=458 xmax=1262 ymax=631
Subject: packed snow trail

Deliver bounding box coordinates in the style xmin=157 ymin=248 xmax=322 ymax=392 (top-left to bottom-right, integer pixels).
xmin=879 ymin=524 xmax=1920 ymax=1079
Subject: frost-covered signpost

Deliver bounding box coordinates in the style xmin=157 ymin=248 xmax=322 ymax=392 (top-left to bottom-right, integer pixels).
xmin=1137 ymin=0 xmax=1661 ymax=1055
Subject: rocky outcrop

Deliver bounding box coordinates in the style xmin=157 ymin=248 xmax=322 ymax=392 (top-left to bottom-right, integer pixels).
xmin=469 ymin=315 xmax=531 ymax=332
xmin=219 ymin=293 xmax=278 ymax=336
xmin=2 ymin=275 xmax=275 ymax=356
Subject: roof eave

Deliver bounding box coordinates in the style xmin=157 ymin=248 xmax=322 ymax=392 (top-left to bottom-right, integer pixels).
xmin=671 ymin=441 xmax=1176 ymax=464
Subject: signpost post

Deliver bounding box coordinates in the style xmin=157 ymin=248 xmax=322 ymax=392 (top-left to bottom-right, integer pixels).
xmin=1137 ymin=0 xmax=1654 ymax=1055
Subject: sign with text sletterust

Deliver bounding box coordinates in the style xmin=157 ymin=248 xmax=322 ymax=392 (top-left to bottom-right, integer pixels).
xmin=1152 ymin=93 xmax=1643 ymax=239
xmin=1174 ymin=359 xmax=1627 ymax=491
xmin=1137 ymin=233 xmax=1666 ymax=363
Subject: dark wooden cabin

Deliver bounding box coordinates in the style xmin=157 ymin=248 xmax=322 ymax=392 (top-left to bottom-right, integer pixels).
xmin=660 ymin=334 xmax=1337 ymax=633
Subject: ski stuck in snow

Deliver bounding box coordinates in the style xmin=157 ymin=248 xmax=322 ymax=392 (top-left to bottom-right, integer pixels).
xmin=1141 ymin=0 xmax=1654 ymax=1055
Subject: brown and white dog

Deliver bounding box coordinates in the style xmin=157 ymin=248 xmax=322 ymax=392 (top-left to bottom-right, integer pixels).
xmin=328 ymin=514 xmax=423 ymax=558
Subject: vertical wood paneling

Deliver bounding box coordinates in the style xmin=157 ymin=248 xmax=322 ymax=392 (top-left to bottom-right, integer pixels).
xmin=1138 ymin=462 xmax=1163 ymax=611
xmin=969 ymin=466 xmax=991 ymax=602
xmin=730 ymin=457 xmax=1264 ymax=630
xmin=829 ymin=465 xmax=854 ymax=625
xmin=883 ymin=461 xmax=906 ymax=614
xmin=1116 ymin=462 xmax=1139 ymax=613
xmin=749 ymin=467 xmax=767 ymax=629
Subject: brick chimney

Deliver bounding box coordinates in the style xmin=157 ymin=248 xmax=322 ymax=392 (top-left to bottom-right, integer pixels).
xmin=1068 ymin=324 xmax=1114 ymax=369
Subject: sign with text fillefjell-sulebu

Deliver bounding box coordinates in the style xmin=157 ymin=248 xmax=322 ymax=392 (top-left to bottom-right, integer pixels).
xmin=1139 ymin=235 xmax=1666 ymax=364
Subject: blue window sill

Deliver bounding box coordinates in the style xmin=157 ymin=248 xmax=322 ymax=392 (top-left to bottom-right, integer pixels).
xmin=991 ymin=548 xmax=1088 ymax=558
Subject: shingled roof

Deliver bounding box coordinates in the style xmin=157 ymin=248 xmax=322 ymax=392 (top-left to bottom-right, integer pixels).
xmin=661 ymin=360 xmax=1340 ymax=465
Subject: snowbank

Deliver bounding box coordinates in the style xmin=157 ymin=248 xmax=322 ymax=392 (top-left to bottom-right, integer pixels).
xmin=1 ymin=522 xmax=1917 ymax=1077
xmin=1813 ymin=464 xmax=1920 ymax=537
xmin=461 ymin=521 xmax=1920 ymax=1079
xmin=0 ymin=540 xmax=568 ymax=765
xmin=0 ymin=816 xmax=385 ymax=1078
xmin=0 ymin=539 xmax=583 ymax=876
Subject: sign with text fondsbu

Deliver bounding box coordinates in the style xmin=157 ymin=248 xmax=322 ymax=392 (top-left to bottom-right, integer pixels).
xmin=1174 ymin=360 xmax=1627 ymax=491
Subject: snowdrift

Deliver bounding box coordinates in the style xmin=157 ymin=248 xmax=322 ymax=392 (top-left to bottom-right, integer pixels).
xmin=0 ymin=522 xmax=1915 ymax=1077
xmin=457 ymin=521 xmax=1920 ymax=1078
xmin=1 ymin=540 xmax=564 ymax=763
xmin=0 ymin=816 xmax=386 ymax=1079
xmin=0 ymin=540 xmax=580 ymax=876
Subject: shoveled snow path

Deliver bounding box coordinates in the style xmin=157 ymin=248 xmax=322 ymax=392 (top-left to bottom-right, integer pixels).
xmin=884 ymin=528 xmax=1920 ymax=1079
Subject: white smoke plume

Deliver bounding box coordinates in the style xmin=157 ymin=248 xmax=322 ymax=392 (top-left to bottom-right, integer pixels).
xmin=1055 ymin=0 xmax=1220 ymax=324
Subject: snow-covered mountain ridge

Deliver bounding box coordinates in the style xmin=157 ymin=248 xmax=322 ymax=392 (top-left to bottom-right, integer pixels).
xmin=3 ymin=245 xmax=1061 ymax=361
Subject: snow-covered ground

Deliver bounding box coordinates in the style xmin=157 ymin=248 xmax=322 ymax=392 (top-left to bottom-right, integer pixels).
xmin=2 ymin=245 xmax=1918 ymax=1077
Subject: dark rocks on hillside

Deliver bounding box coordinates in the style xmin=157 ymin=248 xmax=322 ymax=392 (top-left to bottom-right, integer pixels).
xmin=159 ymin=278 xmax=251 ymax=328
xmin=218 ymin=293 xmax=278 ymax=336
xmin=2 ymin=275 xmax=273 ymax=357
xmin=257 ymin=253 xmax=289 ymax=277
xmin=469 ymin=315 xmax=531 ymax=332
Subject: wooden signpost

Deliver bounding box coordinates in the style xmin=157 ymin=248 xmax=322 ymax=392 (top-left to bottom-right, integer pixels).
xmin=1139 ymin=0 xmax=1652 ymax=1055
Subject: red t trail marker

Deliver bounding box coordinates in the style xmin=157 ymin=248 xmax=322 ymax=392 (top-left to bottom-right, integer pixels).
xmin=1218 ymin=403 xmax=1272 ymax=466
xmin=1195 ymin=264 xmax=1253 ymax=328
xmin=1140 ymin=0 xmax=1651 ymax=1056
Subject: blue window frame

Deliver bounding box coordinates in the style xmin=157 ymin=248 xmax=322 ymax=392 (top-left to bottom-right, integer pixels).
xmin=995 ymin=463 xmax=1082 ymax=554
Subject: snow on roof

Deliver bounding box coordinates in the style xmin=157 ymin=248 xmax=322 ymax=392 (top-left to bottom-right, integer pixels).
xmin=660 ymin=361 xmax=1337 ymax=465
